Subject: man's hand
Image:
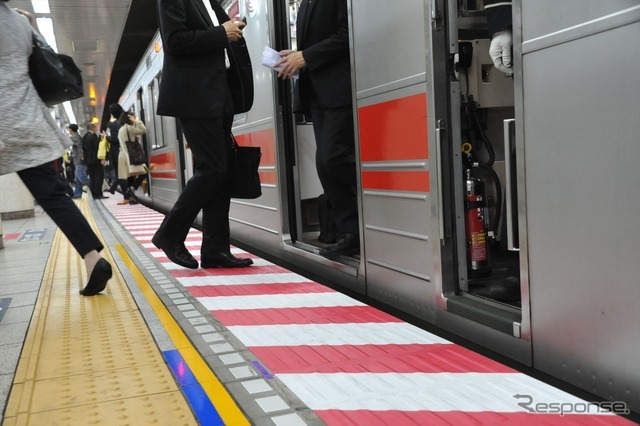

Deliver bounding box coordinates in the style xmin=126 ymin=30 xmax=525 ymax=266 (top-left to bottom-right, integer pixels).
xmin=489 ymin=30 xmax=512 ymax=74
xmin=223 ymin=20 xmax=244 ymax=42
xmin=275 ymin=50 xmax=305 ymax=79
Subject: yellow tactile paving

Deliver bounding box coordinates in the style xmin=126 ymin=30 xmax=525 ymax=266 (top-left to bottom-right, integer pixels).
xmin=116 ymin=245 xmax=251 ymax=426
xmin=3 ymin=198 xmax=197 ymax=426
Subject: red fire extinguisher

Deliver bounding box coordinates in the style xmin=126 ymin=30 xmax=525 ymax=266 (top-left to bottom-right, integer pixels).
xmin=465 ymin=167 xmax=491 ymax=277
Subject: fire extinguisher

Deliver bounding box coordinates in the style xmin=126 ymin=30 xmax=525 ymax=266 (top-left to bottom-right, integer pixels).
xmin=465 ymin=167 xmax=491 ymax=277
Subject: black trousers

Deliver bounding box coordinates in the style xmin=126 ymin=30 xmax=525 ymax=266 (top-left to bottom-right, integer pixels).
xmin=87 ymin=163 xmax=104 ymax=198
xmin=311 ymin=104 xmax=359 ymax=236
xmin=155 ymin=99 xmax=234 ymax=257
xmin=17 ymin=162 xmax=103 ymax=257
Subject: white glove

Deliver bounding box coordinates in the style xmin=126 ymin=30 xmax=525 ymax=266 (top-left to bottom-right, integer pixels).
xmin=489 ymin=30 xmax=512 ymax=74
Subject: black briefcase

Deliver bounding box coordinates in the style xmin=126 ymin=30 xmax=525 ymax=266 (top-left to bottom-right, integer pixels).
xmin=229 ymin=136 xmax=261 ymax=199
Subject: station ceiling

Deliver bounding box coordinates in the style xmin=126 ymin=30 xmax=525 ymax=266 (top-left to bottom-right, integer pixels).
xmin=10 ymin=0 xmax=157 ymax=130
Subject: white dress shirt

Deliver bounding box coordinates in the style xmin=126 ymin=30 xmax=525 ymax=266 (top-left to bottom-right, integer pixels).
xmin=201 ymin=0 xmax=230 ymax=68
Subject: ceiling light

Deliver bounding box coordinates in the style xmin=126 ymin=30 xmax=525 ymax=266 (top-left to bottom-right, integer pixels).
xmin=63 ymin=102 xmax=77 ymax=125
xmin=35 ymin=17 xmax=58 ymax=52
xmin=31 ymin=0 xmax=50 ymax=14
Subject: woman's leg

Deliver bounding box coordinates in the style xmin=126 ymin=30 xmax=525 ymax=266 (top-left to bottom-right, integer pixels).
xmin=17 ymin=163 xmax=111 ymax=294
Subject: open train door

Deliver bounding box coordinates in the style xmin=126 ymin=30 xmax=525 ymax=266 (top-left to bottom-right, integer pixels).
xmin=429 ymin=0 xmax=532 ymax=365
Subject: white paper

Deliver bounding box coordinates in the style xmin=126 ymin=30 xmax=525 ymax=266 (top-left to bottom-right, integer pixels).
xmin=262 ymin=45 xmax=299 ymax=79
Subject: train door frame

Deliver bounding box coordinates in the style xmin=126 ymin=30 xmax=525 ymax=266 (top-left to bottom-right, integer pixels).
xmin=271 ymin=0 xmax=364 ymax=287
xmin=428 ymin=0 xmax=532 ymax=365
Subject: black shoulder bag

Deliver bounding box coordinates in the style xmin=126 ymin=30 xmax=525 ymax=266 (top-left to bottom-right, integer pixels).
xmin=125 ymin=128 xmax=146 ymax=166
xmin=229 ymin=135 xmax=262 ymax=199
xmin=29 ymin=32 xmax=83 ymax=107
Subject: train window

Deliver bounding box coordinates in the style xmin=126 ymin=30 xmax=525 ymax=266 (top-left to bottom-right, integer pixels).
xmin=149 ymin=74 xmax=166 ymax=149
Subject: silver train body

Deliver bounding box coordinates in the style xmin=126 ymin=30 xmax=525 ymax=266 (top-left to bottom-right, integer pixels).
xmin=118 ymin=0 xmax=640 ymax=412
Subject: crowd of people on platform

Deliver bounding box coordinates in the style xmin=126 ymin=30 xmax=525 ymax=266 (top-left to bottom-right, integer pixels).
xmin=59 ymin=104 xmax=148 ymax=205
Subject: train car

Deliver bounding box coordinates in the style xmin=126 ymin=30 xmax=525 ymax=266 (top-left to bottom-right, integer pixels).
xmin=117 ymin=0 xmax=640 ymax=413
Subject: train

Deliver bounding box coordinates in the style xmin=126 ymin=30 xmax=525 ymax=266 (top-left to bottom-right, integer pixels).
xmin=115 ymin=0 xmax=640 ymax=413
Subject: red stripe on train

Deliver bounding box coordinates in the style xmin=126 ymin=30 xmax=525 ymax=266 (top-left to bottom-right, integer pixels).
xmin=235 ymin=129 xmax=276 ymax=166
xmin=361 ymin=170 xmax=430 ymax=192
xmin=359 ymin=93 xmax=428 ymax=162
xmin=149 ymin=151 xmax=177 ymax=179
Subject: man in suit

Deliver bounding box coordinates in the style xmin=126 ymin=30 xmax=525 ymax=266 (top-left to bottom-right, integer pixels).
xmin=82 ymin=122 xmax=107 ymax=200
xmin=276 ymin=0 xmax=359 ymax=258
xmin=153 ymin=0 xmax=253 ymax=269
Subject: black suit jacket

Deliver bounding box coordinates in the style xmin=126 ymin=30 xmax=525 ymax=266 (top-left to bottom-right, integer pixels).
xmin=82 ymin=131 xmax=100 ymax=166
xmin=296 ymin=0 xmax=352 ymax=112
xmin=157 ymin=0 xmax=233 ymax=118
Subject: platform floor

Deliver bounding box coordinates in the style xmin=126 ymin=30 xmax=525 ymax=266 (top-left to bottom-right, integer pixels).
xmin=0 ymin=195 xmax=635 ymax=425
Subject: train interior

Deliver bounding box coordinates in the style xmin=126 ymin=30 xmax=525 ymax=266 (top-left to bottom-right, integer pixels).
xmin=454 ymin=2 xmax=520 ymax=308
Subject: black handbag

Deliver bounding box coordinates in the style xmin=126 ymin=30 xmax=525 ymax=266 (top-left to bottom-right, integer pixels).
xmin=125 ymin=129 xmax=146 ymax=165
xmin=29 ymin=32 xmax=83 ymax=107
xmin=230 ymin=136 xmax=262 ymax=199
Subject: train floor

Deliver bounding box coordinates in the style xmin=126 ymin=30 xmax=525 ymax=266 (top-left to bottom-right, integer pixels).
xmin=0 ymin=194 xmax=635 ymax=425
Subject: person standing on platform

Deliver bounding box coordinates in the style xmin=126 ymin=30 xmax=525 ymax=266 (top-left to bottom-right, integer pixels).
xmin=0 ymin=3 xmax=111 ymax=295
xmin=153 ymin=0 xmax=253 ymax=269
xmin=275 ymin=0 xmax=360 ymax=258
xmin=116 ymin=111 xmax=147 ymax=205
xmin=69 ymin=124 xmax=89 ymax=199
xmin=83 ymin=122 xmax=108 ymax=200
xmin=105 ymin=103 xmax=123 ymax=195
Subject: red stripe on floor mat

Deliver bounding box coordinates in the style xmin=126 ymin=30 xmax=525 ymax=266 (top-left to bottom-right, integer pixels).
xmin=315 ymin=410 xmax=634 ymax=425
xmin=249 ymin=344 xmax=514 ymax=374
xmin=213 ymin=306 xmax=403 ymax=326
xmin=169 ymin=265 xmax=288 ymax=277
xmin=189 ymin=282 xmax=334 ymax=297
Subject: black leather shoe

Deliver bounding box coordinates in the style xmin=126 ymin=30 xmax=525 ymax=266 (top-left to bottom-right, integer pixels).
xmin=488 ymin=275 xmax=521 ymax=302
xmin=152 ymin=234 xmax=198 ymax=269
xmin=319 ymin=233 xmax=360 ymax=258
xmin=201 ymin=252 xmax=254 ymax=268
xmin=80 ymin=258 xmax=112 ymax=296
xmin=318 ymin=232 xmax=337 ymax=244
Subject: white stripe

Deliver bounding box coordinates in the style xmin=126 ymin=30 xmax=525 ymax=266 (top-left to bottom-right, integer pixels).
xmin=119 ymin=220 xmax=164 ymax=225
xmin=177 ymin=273 xmax=313 ymax=287
xmin=128 ymin=230 xmax=202 ymax=237
xmin=200 ymin=292 xmax=364 ymax=310
xmin=121 ymin=224 xmax=164 ymax=230
xmin=227 ymin=323 xmax=451 ymax=346
xmin=485 ymin=2 xmax=511 ymax=9
xmin=160 ymin=258 xmax=273 ymax=270
xmin=276 ymin=372 xmax=612 ymax=412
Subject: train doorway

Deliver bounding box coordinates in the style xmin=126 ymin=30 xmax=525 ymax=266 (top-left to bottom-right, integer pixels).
xmin=275 ymin=0 xmax=361 ymax=270
xmin=430 ymin=0 xmax=530 ymax=359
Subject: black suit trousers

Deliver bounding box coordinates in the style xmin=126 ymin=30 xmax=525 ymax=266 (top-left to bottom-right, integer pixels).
xmin=87 ymin=163 xmax=104 ymax=198
xmin=155 ymin=98 xmax=235 ymax=257
xmin=311 ymin=104 xmax=359 ymax=236
xmin=17 ymin=162 xmax=103 ymax=257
